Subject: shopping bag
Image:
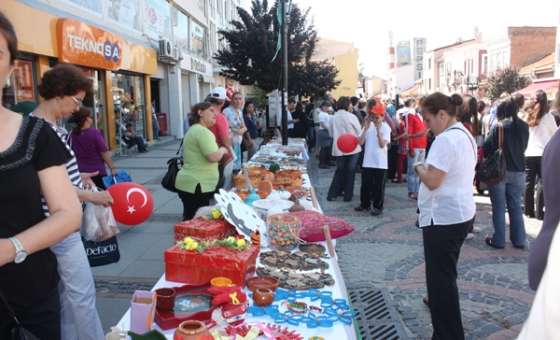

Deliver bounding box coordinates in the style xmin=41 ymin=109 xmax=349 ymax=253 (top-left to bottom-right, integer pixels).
xmin=82 ymin=236 xmax=121 ymax=267
xmin=82 ymin=201 xmax=119 ymax=242
xmin=103 ymin=170 xmax=132 ymax=188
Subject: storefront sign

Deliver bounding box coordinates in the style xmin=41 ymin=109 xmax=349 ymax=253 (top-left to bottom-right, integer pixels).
xmin=180 ymin=55 xmax=212 ymax=78
xmin=57 ymin=18 xmax=123 ymax=70
xmin=191 ymin=57 xmax=207 ymax=74
xmin=190 ymin=20 xmax=205 ymax=57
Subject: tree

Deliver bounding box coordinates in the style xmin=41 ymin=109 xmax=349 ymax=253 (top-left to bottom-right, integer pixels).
xmin=214 ymin=0 xmax=340 ymax=98
xmin=487 ymin=68 xmax=530 ymax=100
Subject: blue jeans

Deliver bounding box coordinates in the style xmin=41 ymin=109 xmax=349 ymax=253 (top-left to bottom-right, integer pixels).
xmin=488 ymin=171 xmax=526 ymax=247
xmin=327 ymin=153 xmax=359 ymax=201
xmin=51 ymin=232 xmax=104 ymax=340
xmin=407 ymin=149 xmax=424 ymax=194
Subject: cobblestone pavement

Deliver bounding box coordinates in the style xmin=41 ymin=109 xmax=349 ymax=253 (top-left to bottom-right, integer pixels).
xmin=308 ymin=159 xmax=540 ymax=340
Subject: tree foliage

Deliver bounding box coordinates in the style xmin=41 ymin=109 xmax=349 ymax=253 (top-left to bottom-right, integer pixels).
xmin=487 ymin=68 xmax=530 ymax=100
xmin=214 ymin=0 xmax=340 ymax=98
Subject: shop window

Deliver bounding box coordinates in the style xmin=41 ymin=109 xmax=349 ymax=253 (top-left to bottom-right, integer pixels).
xmin=112 ymin=72 xmax=147 ymax=145
xmin=3 ymin=58 xmax=37 ymax=113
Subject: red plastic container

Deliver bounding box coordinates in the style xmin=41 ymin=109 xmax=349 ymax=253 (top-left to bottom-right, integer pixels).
xmin=164 ymin=245 xmax=259 ymax=286
xmin=174 ymin=218 xmax=234 ymax=241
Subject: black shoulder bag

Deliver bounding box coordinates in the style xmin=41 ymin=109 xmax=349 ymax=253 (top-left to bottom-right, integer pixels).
xmin=477 ymin=124 xmax=506 ymax=186
xmin=0 ymin=290 xmax=40 ymax=340
xmin=161 ymin=140 xmax=183 ymax=192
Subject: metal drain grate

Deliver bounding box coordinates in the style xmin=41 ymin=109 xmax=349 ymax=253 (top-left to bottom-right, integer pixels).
xmin=348 ymin=287 xmax=409 ymax=340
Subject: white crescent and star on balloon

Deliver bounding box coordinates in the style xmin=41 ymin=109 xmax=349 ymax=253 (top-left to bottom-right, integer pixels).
xmin=125 ymin=188 xmax=148 ymax=214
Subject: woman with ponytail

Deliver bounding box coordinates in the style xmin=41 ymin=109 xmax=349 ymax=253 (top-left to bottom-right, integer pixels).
xmin=414 ymin=92 xmax=477 ymax=340
xmin=523 ymin=90 xmax=557 ymax=218
xmin=483 ymin=96 xmax=529 ymax=249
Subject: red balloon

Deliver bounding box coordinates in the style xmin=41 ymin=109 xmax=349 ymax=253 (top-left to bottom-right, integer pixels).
xmin=337 ymin=133 xmax=359 ymax=153
xmin=107 ymin=182 xmax=154 ymax=226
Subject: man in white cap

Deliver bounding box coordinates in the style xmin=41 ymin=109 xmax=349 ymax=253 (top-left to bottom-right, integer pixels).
xmin=207 ymin=87 xmax=234 ymax=189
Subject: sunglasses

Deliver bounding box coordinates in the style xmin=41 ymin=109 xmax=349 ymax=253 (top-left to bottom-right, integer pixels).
xmin=71 ymin=96 xmax=84 ymax=108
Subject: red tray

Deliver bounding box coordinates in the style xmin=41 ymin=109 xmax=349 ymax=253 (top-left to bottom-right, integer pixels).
xmin=164 ymin=244 xmax=259 ymax=285
xmin=154 ymin=284 xmax=217 ymax=330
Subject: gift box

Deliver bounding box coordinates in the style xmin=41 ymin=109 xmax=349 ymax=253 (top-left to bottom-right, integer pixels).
xmin=174 ymin=218 xmax=234 ymax=241
xmin=130 ymin=290 xmax=156 ymax=334
xmin=164 ymin=244 xmax=259 ymax=285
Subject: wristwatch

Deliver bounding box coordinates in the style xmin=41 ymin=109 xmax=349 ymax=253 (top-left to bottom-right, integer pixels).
xmin=8 ymin=237 xmax=28 ymax=264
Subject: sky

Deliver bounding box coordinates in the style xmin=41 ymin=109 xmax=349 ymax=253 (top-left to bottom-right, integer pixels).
xmin=241 ymin=0 xmax=560 ymax=78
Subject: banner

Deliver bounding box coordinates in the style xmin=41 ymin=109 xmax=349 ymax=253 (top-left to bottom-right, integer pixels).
xmin=57 ymin=18 xmax=124 ymax=71
xmin=143 ymin=0 xmax=171 ymax=39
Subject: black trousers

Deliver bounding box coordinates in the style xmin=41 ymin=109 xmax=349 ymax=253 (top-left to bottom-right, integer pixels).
xmin=524 ymin=156 xmax=542 ymax=217
xmin=327 ymin=153 xmax=359 ymax=201
xmin=0 ymin=287 xmax=61 ymax=340
xmin=178 ymin=184 xmax=214 ymax=221
xmin=360 ymin=168 xmax=387 ymax=210
xmin=423 ymin=220 xmax=470 ymax=340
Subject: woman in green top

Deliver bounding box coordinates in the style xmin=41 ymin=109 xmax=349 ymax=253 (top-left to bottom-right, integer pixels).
xmin=175 ymin=102 xmax=228 ymax=220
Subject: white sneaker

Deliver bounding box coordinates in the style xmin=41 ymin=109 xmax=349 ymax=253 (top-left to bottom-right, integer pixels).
xmin=466 ymin=233 xmax=475 ymax=240
xmin=472 ymin=226 xmax=482 ymax=233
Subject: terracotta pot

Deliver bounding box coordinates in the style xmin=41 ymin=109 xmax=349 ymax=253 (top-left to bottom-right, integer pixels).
xmin=246 ymin=276 xmax=279 ymax=293
xmin=173 ymin=320 xmax=211 ymax=340
xmin=253 ymin=287 xmax=274 ymax=307
xmin=155 ymin=288 xmax=176 ymax=311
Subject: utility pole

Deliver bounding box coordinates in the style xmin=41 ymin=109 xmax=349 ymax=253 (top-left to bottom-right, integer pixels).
xmin=281 ymin=0 xmax=289 ymax=145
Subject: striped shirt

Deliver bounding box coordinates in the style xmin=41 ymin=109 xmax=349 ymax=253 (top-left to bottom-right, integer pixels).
xmin=30 ymin=115 xmax=83 ymax=216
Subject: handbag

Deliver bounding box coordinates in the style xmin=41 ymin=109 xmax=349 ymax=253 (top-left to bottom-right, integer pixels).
xmin=82 ymin=235 xmax=121 ymax=267
xmin=477 ymin=124 xmax=506 ymax=186
xmin=103 ymin=170 xmax=132 ymax=188
xmin=0 ymin=290 xmax=40 ymax=340
xmin=161 ymin=141 xmax=183 ymax=192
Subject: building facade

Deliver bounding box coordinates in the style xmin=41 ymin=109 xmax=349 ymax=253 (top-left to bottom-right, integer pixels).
xmin=3 ymin=0 xmax=243 ymax=143
xmin=312 ymin=38 xmax=360 ymax=98
xmin=388 ymin=37 xmax=427 ymax=98
xmin=2 ymin=0 xmax=159 ymax=151
xmin=556 ymin=9 xmax=560 ymax=78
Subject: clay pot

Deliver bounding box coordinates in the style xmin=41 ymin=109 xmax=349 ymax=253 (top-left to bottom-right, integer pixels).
xmin=258 ymin=180 xmax=273 ymax=199
xmin=253 ymin=287 xmax=274 ymax=307
xmin=155 ymin=288 xmax=176 ymax=311
xmin=246 ymin=276 xmax=279 ymax=293
xmin=173 ymin=320 xmax=210 ymax=340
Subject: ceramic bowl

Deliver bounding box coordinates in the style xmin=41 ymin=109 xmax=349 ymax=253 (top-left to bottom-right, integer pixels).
xmin=246 ymin=276 xmax=279 ymax=293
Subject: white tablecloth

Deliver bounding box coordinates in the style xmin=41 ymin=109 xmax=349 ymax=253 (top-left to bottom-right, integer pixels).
xmin=116 ymin=243 xmax=357 ymax=340
xmin=116 ymin=141 xmax=356 ymax=339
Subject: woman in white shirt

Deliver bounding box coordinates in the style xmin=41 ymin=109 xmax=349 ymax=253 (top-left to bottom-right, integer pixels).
xmin=524 ymin=90 xmax=558 ymax=219
xmin=414 ymin=93 xmax=477 ymax=340
xmin=355 ymin=99 xmax=391 ymax=216
xmin=327 ymin=97 xmax=362 ymax=202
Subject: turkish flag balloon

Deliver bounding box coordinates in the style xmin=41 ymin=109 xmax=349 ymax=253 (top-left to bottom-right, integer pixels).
xmin=337 ymin=133 xmax=359 ymax=153
xmin=107 ymin=182 xmax=154 ymax=225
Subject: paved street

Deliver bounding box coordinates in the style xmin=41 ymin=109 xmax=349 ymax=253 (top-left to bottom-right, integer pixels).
xmin=96 ymin=141 xmax=541 ymax=339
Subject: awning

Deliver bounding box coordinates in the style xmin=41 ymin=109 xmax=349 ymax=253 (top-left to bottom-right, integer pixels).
xmin=517 ymin=79 xmax=560 ymax=98
xmin=400 ymin=84 xmax=420 ymax=97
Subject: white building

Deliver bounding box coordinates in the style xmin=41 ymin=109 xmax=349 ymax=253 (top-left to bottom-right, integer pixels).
xmin=554 ymin=9 xmax=560 ymax=78
xmin=388 ymin=37 xmax=427 ymax=98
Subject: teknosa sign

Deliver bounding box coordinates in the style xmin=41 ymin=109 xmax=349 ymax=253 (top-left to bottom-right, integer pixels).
xmin=57 ymin=18 xmax=124 ymax=71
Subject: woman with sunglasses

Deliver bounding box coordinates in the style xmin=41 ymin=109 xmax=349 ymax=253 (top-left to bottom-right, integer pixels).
xmin=31 ymin=63 xmax=110 ymax=340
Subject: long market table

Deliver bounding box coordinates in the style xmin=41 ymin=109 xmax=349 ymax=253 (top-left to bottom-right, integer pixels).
xmin=116 ymin=141 xmax=358 ymax=340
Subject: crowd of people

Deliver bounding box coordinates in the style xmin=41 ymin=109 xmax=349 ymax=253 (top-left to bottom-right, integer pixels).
xmin=307 ymin=89 xmax=560 ymax=339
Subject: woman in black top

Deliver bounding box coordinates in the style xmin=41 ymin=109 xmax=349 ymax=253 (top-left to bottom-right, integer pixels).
xmin=0 ymin=12 xmax=82 ymax=340
xmin=483 ymin=97 xmax=529 ymax=249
